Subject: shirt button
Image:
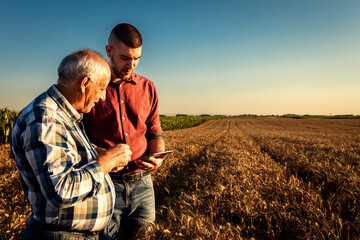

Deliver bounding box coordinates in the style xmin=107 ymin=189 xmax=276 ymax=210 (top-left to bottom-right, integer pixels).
xmin=122 ymin=117 xmax=125 ymax=120
xmin=121 ymin=100 xmax=124 ymax=104
xmin=125 ymin=133 xmax=128 ymax=136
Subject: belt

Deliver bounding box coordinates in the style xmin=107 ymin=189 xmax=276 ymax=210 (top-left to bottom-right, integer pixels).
xmin=110 ymin=171 xmax=151 ymax=182
xmin=28 ymin=219 xmax=100 ymax=237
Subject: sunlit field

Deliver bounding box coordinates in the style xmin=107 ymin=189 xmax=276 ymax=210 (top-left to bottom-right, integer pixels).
xmin=1 ymin=117 xmax=360 ymax=239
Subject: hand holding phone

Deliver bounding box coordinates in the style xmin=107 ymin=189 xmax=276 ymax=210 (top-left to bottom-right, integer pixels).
xmin=138 ymin=150 xmax=174 ymax=161
xmin=135 ymin=150 xmax=173 ymax=171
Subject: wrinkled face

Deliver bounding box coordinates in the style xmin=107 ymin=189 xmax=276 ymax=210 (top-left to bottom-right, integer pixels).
xmin=106 ymin=41 xmax=142 ymax=81
xmin=82 ymin=66 xmax=111 ymax=113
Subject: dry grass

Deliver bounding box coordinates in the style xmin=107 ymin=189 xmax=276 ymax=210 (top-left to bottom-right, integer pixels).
xmin=0 ymin=144 xmax=30 ymax=240
xmin=146 ymin=118 xmax=360 ymax=240
xmin=1 ymin=118 xmax=360 ymax=239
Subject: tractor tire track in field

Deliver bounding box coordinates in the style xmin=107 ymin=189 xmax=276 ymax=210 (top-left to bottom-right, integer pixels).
xmin=154 ymin=120 xmax=231 ymax=204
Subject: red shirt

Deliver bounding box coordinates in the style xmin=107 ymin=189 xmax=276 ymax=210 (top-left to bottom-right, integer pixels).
xmin=83 ymin=73 xmax=163 ymax=174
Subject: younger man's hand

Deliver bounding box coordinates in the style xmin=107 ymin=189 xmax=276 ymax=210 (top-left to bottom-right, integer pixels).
xmin=135 ymin=156 xmax=164 ymax=171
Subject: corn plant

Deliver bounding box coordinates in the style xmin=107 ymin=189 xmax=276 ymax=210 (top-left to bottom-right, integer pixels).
xmin=0 ymin=108 xmax=18 ymax=144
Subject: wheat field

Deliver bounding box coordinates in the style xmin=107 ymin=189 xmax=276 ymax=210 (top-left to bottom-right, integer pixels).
xmin=1 ymin=118 xmax=360 ymax=239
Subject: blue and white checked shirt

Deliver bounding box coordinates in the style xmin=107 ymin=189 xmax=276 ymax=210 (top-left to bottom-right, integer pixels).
xmin=11 ymin=85 xmax=115 ymax=231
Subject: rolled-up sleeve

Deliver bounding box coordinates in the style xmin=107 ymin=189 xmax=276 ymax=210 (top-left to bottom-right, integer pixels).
xmin=145 ymin=82 xmax=163 ymax=140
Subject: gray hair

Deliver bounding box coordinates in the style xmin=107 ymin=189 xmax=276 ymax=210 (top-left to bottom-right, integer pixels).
xmin=57 ymin=49 xmax=106 ymax=84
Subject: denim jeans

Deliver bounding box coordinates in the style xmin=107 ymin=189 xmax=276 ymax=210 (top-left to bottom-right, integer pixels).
xmin=100 ymin=173 xmax=155 ymax=240
xmin=21 ymin=220 xmax=100 ymax=240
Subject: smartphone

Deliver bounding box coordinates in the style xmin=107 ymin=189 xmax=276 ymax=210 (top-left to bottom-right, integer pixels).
xmin=138 ymin=150 xmax=174 ymax=160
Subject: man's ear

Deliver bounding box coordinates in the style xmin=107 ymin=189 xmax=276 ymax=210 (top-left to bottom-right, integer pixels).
xmin=80 ymin=76 xmax=91 ymax=93
xmin=106 ymin=45 xmax=112 ymax=58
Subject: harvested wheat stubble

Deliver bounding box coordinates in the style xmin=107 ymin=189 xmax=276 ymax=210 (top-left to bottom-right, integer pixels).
xmin=1 ymin=118 xmax=360 ymax=240
xmin=0 ymin=144 xmax=31 ymax=240
xmin=145 ymin=118 xmax=360 ymax=240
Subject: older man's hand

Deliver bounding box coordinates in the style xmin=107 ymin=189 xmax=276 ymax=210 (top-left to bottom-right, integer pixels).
xmin=96 ymin=144 xmax=132 ymax=174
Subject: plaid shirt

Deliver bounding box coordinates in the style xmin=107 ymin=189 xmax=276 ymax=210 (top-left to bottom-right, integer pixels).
xmin=11 ymin=85 xmax=115 ymax=231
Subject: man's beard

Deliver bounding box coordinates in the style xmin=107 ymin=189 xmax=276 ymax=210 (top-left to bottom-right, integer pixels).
xmin=114 ymin=69 xmax=130 ymax=81
xmin=110 ymin=60 xmax=131 ymax=81
xmin=109 ymin=57 xmax=132 ymax=81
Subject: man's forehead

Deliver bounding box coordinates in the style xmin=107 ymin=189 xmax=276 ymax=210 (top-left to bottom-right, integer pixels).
xmin=111 ymin=39 xmax=141 ymax=50
xmin=99 ymin=72 xmax=111 ymax=86
xmin=115 ymin=45 xmax=142 ymax=58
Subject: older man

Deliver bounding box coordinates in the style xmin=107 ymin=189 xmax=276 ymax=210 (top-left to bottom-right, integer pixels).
xmin=11 ymin=49 xmax=132 ymax=239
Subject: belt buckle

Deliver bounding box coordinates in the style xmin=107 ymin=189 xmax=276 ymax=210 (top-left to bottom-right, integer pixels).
xmin=121 ymin=173 xmax=132 ymax=182
xmin=120 ymin=171 xmax=148 ymax=182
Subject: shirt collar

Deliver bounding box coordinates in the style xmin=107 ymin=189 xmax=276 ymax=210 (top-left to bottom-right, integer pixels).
xmin=47 ymin=85 xmax=83 ymax=123
xmin=110 ymin=72 xmax=137 ymax=86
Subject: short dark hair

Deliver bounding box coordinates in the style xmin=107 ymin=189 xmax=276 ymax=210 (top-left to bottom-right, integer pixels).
xmin=108 ymin=23 xmax=142 ymax=48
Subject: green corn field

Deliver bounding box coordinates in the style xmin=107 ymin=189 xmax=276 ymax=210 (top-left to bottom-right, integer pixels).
xmin=0 ymin=108 xmax=225 ymax=145
xmin=0 ymin=108 xmax=18 ymax=145
xmin=160 ymin=115 xmax=225 ymax=131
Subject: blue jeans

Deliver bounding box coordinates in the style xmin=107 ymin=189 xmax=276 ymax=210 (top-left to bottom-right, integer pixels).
xmin=21 ymin=220 xmax=100 ymax=240
xmin=100 ymin=173 xmax=156 ymax=240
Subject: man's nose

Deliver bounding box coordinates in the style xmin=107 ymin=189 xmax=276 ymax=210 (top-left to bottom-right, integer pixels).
xmin=127 ymin=59 xmax=135 ymax=68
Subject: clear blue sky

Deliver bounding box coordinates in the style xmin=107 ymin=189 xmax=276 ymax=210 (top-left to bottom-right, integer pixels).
xmin=0 ymin=0 xmax=359 ymax=115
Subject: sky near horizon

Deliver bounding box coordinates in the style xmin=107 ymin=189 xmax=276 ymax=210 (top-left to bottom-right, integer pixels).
xmin=0 ymin=0 xmax=359 ymax=115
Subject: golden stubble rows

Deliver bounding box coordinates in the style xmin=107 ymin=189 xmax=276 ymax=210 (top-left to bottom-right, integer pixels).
xmin=146 ymin=118 xmax=360 ymax=240
xmin=0 ymin=144 xmax=31 ymax=240
xmin=1 ymin=118 xmax=360 ymax=240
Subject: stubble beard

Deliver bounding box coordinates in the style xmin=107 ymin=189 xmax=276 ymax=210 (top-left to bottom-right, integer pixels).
xmin=110 ymin=62 xmax=131 ymax=82
xmin=115 ymin=69 xmax=133 ymax=82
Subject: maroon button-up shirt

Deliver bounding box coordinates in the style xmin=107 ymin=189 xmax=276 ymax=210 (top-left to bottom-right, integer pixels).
xmin=83 ymin=73 xmax=163 ymax=174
